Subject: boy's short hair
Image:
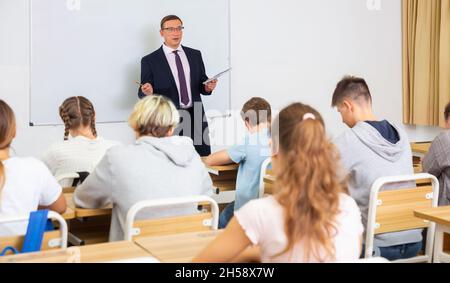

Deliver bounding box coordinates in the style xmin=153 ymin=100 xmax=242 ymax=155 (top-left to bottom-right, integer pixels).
xmin=445 ymin=102 xmax=450 ymax=121
xmin=240 ymin=97 xmax=272 ymax=127
xmin=331 ymin=76 xmax=372 ymax=107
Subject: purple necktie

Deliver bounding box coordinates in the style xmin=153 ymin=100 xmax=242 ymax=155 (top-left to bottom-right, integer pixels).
xmin=173 ymin=50 xmax=190 ymax=106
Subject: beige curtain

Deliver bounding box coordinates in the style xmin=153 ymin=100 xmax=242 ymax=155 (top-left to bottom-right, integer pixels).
xmin=403 ymin=0 xmax=450 ymax=127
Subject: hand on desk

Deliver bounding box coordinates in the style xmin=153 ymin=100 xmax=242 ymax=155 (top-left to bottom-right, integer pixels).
xmin=204 ymin=79 xmax=218 ymax=93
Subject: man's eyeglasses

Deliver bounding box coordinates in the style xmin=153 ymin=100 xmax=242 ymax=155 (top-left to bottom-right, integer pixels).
xmin=162 ymin=26 xmax=185 ymax=33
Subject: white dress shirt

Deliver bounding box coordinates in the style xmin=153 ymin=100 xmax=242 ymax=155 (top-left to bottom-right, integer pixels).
xmin=162 ymin=44 xmax=193 ymax=108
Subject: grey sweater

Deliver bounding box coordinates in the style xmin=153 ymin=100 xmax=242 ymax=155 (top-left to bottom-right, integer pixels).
xmin=74 ymin=136 xmax=213 ymax=241
xmin=423 ymin=131 xmax=450 ymax=206
xmin=334 ymin=121 xmax=421 ymax=247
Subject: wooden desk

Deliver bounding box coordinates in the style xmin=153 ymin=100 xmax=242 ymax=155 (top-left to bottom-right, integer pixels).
xmin=135 ymin=230 xmax=221 ymax=263
xmin=414 ymin=206 xmax=450 ymax=263
xmin=202 ymin=158 xmax=239 ymax=204
xmin=263 ymin=174 xmax=275 ymax=195
xmin=62 ymin=207 xmax=76 ymax=220
xmin=79 ymin=241 xmax=155 ymax=263
xmin=0 ymin=242 xmax=155 ymax=263
xmin=411 ymin=142 xmax=431 ymax=158
xmin=64 ymin=193 xmax=112 ymax=218
xmin=0 ymin=247 xmax=81 ymax=263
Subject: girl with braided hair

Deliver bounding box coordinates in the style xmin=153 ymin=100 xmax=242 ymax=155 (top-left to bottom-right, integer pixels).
xmin=41 ymin=96 xmax=119 ymax=186
xmin=0 ymin=100 xmax=66 ymax=237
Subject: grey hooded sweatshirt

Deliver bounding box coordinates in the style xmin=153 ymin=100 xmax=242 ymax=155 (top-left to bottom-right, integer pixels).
xmin=334 ymin=121 xmax=421 ymax=247
xmin=74 ymin=136 xmax=213 ymax=241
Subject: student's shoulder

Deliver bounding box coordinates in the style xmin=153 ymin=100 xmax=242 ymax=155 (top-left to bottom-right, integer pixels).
xmin=333 ymin=128 xmax=357 ymax=147
xmin=102 ymin=142 xmax=139 ymax=161
xmin=433 ymin=130 xmax=450 ymax=144
xmin=243 ymin=196 xmax=280 ymax=213
xmin=98 ymin=137 xmax=122 ymax=148
xmin=9 ymin=156 xmax=50 ymax=173
xmin=339 ymin=193 xmax=361 ymax=214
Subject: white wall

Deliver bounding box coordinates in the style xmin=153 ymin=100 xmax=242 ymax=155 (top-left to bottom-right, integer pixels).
xmin=0 ymin=0 xmax=443 ymax=158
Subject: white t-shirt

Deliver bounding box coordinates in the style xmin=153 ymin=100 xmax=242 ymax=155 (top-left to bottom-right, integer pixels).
xmin=235 ymin=194 xmax=364 ymax=263
xmin=41 ymin=136 xmax=120 ymax=186
xmin=0 ymin=157 xmax=62 ymax=237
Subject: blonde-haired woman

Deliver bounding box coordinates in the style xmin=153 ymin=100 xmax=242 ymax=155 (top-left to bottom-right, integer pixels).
xmin=193 ymin=103 xmax=363 ymax=263
xmin=74 ymin=95 xmax=213 ymax=241
xmin=42 ymin=96 xmax=119 ymax=186
xmin=0 ymin=100 xmax=66 ymax=237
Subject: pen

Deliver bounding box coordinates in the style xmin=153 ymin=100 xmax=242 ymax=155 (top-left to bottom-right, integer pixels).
xmin=135 ymin=81 xmax=143 ymax=86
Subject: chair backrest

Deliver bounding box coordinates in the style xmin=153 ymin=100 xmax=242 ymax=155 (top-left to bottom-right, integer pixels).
xmin=124 ymin=196 xmax=219 ymax=241
xmin=365 ymin=173 xmax=439 ymax=263
xmin=259 ymin=157 xmax=272 ymax=198
xmin=56 ymin=172 xmax=80 ymax=188
xmin=0 ymin=247 xmax=80 ymax=263
xmin=56 ymin=172 xmax=89 ymax=188
xmin=0 ymin=211 xmax=68 ymax=255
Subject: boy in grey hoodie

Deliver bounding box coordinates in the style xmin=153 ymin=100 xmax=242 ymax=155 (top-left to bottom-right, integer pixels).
xmin=331 ymin=76 xmax=421 ymax=261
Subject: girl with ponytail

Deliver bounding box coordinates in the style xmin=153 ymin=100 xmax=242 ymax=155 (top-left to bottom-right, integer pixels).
xmin=41 ymin=96 xmax=119 ymax=186
xmin=0 ymin=100 xmax=66 ymax=237
xmin=193 ymin=102 xmax=363 ymax=263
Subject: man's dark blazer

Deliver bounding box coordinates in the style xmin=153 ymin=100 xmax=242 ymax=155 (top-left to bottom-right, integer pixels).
xmin=138 ymin=45 xmax=212 ymax=156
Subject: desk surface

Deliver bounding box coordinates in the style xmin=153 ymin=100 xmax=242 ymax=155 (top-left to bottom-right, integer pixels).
xmin=411 ymin=142 xmax=431 ymax=155
xmin=62 ymin=207 xmax=76 ymax=220
xmin=264 ymin=174 xmax=276 ymax=185
xmin=79 ymin=241 xmax=152 ymax=263
xmin=135 ymin=230 xmax=221 ymax=263
xmin=64 ymin=193 xmax=112 ymax=218
xmin=202 ymin=157 xmax=239 ymax=175
xmin=414 ymin=206 xmax=450 ymax=227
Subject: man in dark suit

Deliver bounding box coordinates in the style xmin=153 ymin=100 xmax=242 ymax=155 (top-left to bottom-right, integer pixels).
xmin=138 ymin=15 xmax=217 ymax=156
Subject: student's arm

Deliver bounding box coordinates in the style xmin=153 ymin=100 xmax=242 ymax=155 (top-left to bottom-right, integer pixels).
xmin=203 ymin=150 xmax=234 ymax=167
xmin=39 ymin=193 xmax=67 ymax=215
xmin=192 ymin=217 xmax=255 ymax=263
xmin=38 ymin=162 xmax=67 ymax=214
xmin=74 ymin=154 xmax=113 ymax=209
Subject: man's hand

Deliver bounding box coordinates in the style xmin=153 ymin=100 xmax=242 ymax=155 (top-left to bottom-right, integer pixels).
xmin=204 ymin=79 xmax=218 ymax=93
xmin=141 ymin=83 xmax=154 ymax=96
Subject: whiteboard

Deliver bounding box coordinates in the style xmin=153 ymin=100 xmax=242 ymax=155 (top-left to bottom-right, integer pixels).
xmin=30 ymin=0 xmax=231 ymax=126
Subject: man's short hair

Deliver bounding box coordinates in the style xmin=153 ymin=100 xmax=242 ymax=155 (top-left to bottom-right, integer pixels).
xmin=160 ymin=15 xmax=183 ymax=29
xmin=445 ymin=102 xmax=450 ymax=121
xmin=240 ymin=97 xmax=272 ymax=127
xmin=331 ymin=76 xmax=372 ymax=107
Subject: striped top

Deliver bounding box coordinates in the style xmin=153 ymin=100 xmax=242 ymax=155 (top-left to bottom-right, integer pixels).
xmin=41 ymin=135 xmax=120 ymax=186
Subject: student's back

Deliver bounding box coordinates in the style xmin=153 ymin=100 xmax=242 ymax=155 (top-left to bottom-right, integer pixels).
xmin=0 ymin=100 xmax=65 ymax=237
xmin=41 ymin=96 xmax=119 ymax=186
xmin=0 ymin=157 xmax=63 ymax=237
xmin=335 ymin=121 xmax=418 ymax=246
xmin=74 ymin=96 xmax=212 ymax=241
xmin=204 ymin=97 xmax=271 ymax=228
xmin=331 ymin=76 xmax=420 ymax=260
xmin=42 ymin=136 xmax=119 ymax=179
xmin=423 ymin=103 xmax=450 ymax=206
